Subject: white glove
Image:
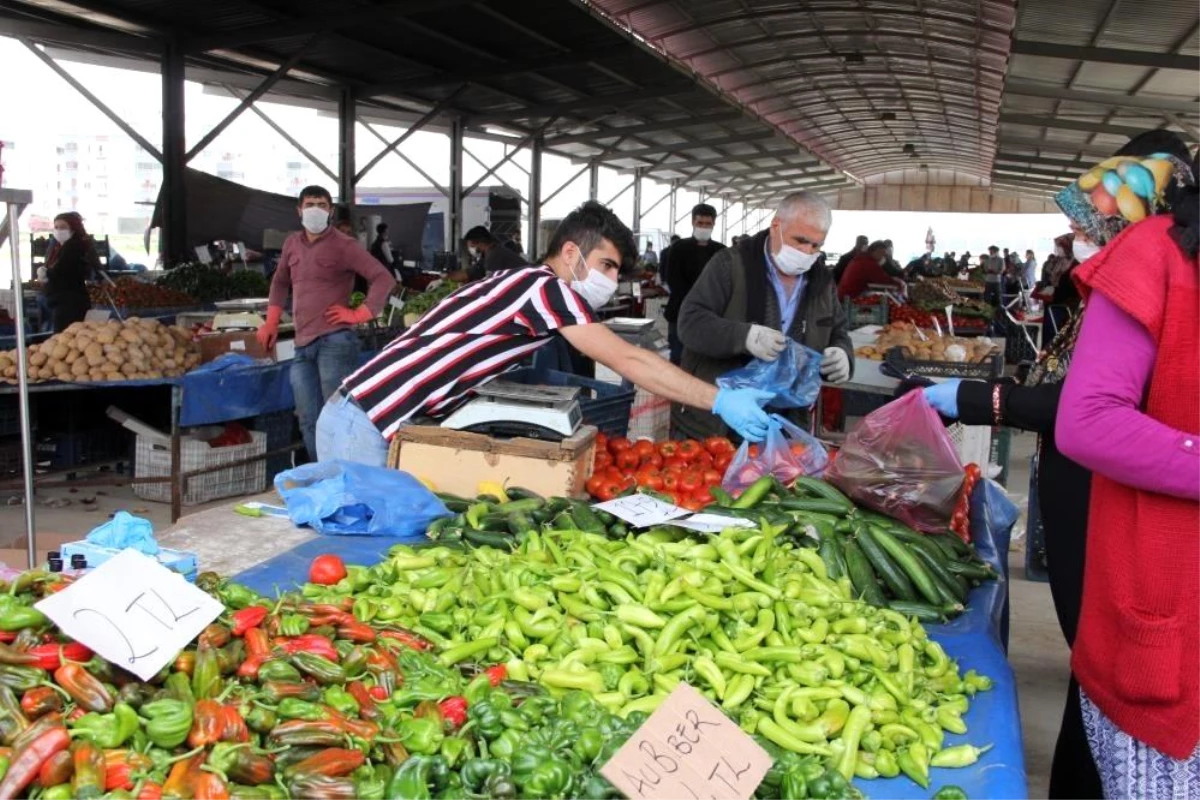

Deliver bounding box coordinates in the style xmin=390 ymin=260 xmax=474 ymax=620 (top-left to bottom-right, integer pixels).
xmin=746 ymin=325 xmax=787 ymax=361
xmin=820 ymin=347 xmax=851 ymax=383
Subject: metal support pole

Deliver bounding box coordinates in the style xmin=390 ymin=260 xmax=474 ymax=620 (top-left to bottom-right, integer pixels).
xmin=529 ymin=135 xmax=543 ymax=259
xmin=223 ymin=85 xmax=337 ymax=183
xmin=161 ymin=37 xmax=188 ymax=264
xmin=356 ymin=86 xmax=466 ymax=184
xmin=462 ymin=120 xmax=554 ymax=198
xmin=720 ymin=196 xmax=729 ymax=243
xmin=604 ymin=176 xmax=637 ymax=207
xmin=464 ymin=146 xmax=525 ymax=205
xmin=169 ymin=384 xmax=182 ymax=523
xmin=1 ymin=189 xmax=36 ymax=567
xmin=668 ymin=181 xmax=677 ymax=236
xmin=541 ymin=163 xmax=591 ymax=207
xmin=588 ymin=163 xmax=599 ymax=201
xmin=338 ymin=86 xmax=356 ymax=204
xmin=449 ymin=116 xmax=465 ymax=259
xmin=631 ymin=168 xmax=644 ymax=232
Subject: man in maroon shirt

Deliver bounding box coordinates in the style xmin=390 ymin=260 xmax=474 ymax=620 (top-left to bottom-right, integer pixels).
xmin=257 ymin=185 xmax=395 ymax=460
xmin=837 ymin=240 xmax=905 ymax=299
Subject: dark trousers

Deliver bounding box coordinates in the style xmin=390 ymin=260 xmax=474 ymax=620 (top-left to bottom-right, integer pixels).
xmin=667 ymin=322 xmax=683 ymax=365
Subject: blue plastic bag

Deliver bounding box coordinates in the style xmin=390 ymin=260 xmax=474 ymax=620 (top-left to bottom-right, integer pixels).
xmin=86 ymin=511 xmax=159 ymax=554
xmin=716 ymin=341 xmax=823 ymax=409
xmin=275 ymin=461 xmax=450 ymax=539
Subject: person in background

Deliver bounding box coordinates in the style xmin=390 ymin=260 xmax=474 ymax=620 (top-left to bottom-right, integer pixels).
xmin=335 ymin=211 xmax=370 ymax=296
xmin=1055 ymin=153 xmax=1198 ymax=800
xmin=369 ymin=223 xmax=395 ymax=268
xmin=1023 ymin=249 xmax=1038 ymax=289
xmin=316 ymin=200 xmax=775 ymax=465
xmin=257 ymin=185 xmax=396 ymax=462
xmin=983 ymin=245 xmax=1005 ymax=305
xmin=672 ymin=191 xmax=853 ymax=441
xmin=43 ymin=212 xmax=96 ymax=332
xmin=833 ymin=234 xmax=869 ymax=284
xmin=881 ymin=239 xmax=903 ymax=278
xmin=462 ymin=225 xmax=529 ymax=279
xmin=501 ymin=232 xmax=524 ymax=257
xmin=663 ymin=204 xmax=725 ymax=364
xmin=904 ymin=252 xmax=934 ymax=279
xmin=922 ymin=132 xmax=1194 ymax=800
xmin=838 ymin=240 xmax=905 ymax=299
xmin=640 ymin=239 xmax=659 ymax=268
xmin=658 ymin=233 xmax=681 ymax=286
xmin=958 ymin=251 xmax=971 ymax=274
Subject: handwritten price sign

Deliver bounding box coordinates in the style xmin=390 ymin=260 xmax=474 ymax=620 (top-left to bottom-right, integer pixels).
xmin=36 ymin=549 xmax=223 ymax=680
xmin=601 ymin=683 xmax=771 ymax=799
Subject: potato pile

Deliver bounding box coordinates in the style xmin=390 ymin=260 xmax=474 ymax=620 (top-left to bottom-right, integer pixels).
xmin=0 ymin=318 xmax=201 ymax=384
xmin=855 ymin=321 xmax=1000 ymax=363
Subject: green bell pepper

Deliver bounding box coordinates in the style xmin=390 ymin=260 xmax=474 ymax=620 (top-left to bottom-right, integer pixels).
xmin=399 ymin=716 xmax=444 ymax=755
xmin=69 ymin=701 xmax=139 ymax=748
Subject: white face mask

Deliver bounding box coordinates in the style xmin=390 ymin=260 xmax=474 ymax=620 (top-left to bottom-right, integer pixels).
xmin=467 ymin=246 xmax=479 ymax=258
xmin=1072 ymin=236 xmax=1101 ymax=263
xmin=52 ymin=229 xmax=72 ymax=244
xmin=300 ymin=207 xmax=329 ymax=235
xmin=772 ymin=230 xmax=820 ymax=276
xmin=693 ymin=227 xmax=713 ymax=243
xmin=570 ymin=251 xmax=618 ymax=310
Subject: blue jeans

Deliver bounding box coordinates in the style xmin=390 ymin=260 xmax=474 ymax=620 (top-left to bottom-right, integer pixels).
xmin=290 ymin=329 xmax=360 ymax=461
xmin=315 ymin=393 xmax=389 ymax=467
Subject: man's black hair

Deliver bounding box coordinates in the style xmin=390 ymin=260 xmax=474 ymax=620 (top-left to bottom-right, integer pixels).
xmin=867 ymin=240 xmax=889 ymax=255
xmin=670 ymin=234 xmax=681 ymax=243
xmin=297 ymin=185 xmax=332 ymax=205
xmin=462 ymin=225 xmax=493 ymax=244
xmin=988 ymin=245 xmax=999 ymax=253
xmin=855 ymin=234 xmax=868 ymax=245
xmin=375 ymin=222 xmax=388 ymax=234
xmin=546 ymin=200 xmax=638 ymax=273
xmin=691 ymin=203 xmax=717 ymax=221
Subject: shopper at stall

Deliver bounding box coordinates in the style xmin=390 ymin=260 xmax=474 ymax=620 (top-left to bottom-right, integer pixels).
xmin=919 ymin=132 xmax=1194 ymax=800
xmin=43 ymin=212 xmax=96 ymax=332
xmin=369 ymin=223 xmax=395 ymax=267
xmin=832 ymin=234 xmax=868 ymax=284
xmin=670 ymin=191 xmax=853 ymax=441
xmin=257 ymin=185 xmax=396 ymax=463
xmin=462 ymin=225 xmax=529 ymax=278
xmin=663 ymin=204 xmax=725 ymax=364
xmin=837 ymin=240 xmax=904 ymax=299
xmin=983 ymin=245 xmax=1004 ymax=305
xmin=1055 ymin=154 xmax=1199 ymax=799
xmin=315 ymin=200 xmax=773 ymax=466
xmin=640 ymin=239 xmax=658 ymax=268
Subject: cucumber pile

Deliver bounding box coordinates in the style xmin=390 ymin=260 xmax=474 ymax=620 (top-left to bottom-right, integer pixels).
xmin=427 ymin=477 xmax=997 ymax=622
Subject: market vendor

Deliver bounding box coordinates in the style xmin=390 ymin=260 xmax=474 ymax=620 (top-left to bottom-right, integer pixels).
xmin=314 ymin=201 xmax=774 ymax=466
xmin=44 ymin=212 xmax=98 ymax=332
xmin=670 ymin=191 xmax=854 ymax=441
xmin=256 ymin=185 xmax=397 ymax=462
xmin=463 ymin=225 xmax=530 ymax=279
xmin=837 ymin=240 xmax=905 ymax=299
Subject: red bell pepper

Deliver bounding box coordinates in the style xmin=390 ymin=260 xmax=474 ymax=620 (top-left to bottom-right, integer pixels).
xmin=19 ymin=687 xmax=62 ymax=719
xmin=483 ymin=664 xmax=508 ymax=687
xmin=279 ymin=635 xmax=338 ymax=662
xmin=25 ymin=643 xmax=92 ymax=671
xmin=345 ymin=682 xmax=380 ymax=721
xmin=335 ymin=622 xmax=376 ymax=644
xmin=243 ymin=628 xmax=270 ymax=657
xmin=236 ymin=653 xmax=269 ymax=680
xmin=369 ymin=686 xmax=390 ymax=701
xmin=52 ymin=664 xmax=112 ymax=713
xmin=138 ymin=781 xmax=163 ymax=800
xmin=230 ymin=606 xmax=268 ymax=637
xmin=437 ymin=696 xmax=468 ymax=729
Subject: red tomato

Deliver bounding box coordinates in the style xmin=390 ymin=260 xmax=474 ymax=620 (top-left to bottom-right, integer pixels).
xmin=790 ymin=443 xmax=809 ymax=457
xmin=585 ymin=475 xmax=605 ymax=497
xmin=679 ymin=471 xmax=702 ymax=493
xmin=748 ymin=445 xmax=761 ymax=458
xmin=662 ymin=456 xmax=688 ymax=471
xmin=658 ymin=441 xmax=680 ymax=459
xmin=608 ymin=436 xmax=632 ymax=453
xmin=595 ymin=432 xmax=608 ymax=451
xmin=602 ymin=467 xmax=626 ymax=484
xmin=596 ymin=482 xmax=623 ymax=502
xmin=642 ymin=452 xmax=663 ymax=468
xmin=616 ymin=450 xmax=641 ymax=471
xmin=594 ymin=451 xmax=613 ymax=470
xmin=692 ymin=450 xmax=714 ymax=469
xmin=679 ymin=496 xmax=704 ymax=512
xmin=678 ymin=440 xmax=703 ymax=461
xmin=635 ymin=469 xmax=663 ymax=491
xmin=702 ymin=469 xmax=722 ymax=486
xmin=309 ymin=554 xmax=347 ymax=585
xmin=633 ymin=440 xmax=656 ymax=460
xmin=692 ymin=486 xmax=715 ymax=503
xmin=662 ymin=473 xmax=680 ymax=492
xmin=704 ymin=436 xmax=734 ymax=455
xmin=713 ymin=452 xmax=733 ymax=471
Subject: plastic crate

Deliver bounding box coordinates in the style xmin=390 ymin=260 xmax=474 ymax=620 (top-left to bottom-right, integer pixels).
xmin=1003 ymin=319 xmax=1040 ymax=364
xmin=251 ymin=411 xmax=296 ymax=479
xmin=133 ymin=430 xmax=267 ymax=506
xmin=36 ymin=427 xmax=131 ymax=470
xmin=884 ymin=346 xmax=1003 ymax=380
xmin=843 ymin=297 xmax=890 ymax=328
xmin=504 ymin=368 xmax=635 ymax=438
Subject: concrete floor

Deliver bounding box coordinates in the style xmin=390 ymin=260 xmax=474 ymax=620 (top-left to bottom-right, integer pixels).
xmin=0 ymin=431 xmax=1069 ymax=799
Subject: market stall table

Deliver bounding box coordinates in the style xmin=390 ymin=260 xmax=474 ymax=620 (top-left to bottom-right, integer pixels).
xmin=154 ymin=488 xmax=1027 ymax=799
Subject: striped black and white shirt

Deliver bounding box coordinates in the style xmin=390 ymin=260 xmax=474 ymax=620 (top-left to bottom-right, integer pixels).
xmin=342 ymin=266 xmax=595 ymax=440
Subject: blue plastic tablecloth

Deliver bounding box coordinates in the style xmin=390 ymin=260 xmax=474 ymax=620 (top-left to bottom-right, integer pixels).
xmin=231 ymin=482 xmax=1028 ymax=799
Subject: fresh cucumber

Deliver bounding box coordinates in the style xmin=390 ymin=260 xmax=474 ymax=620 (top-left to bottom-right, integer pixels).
xmin=843 ymin=538 xmax=887 ymax=607
xmin=462 ymin=529 xmax=514 ymax=549
xmin=790 ymin=477 xmax=855 ymax=512
xmin=493 ymin=498 xmax=544 ymax=514
xmin=504 ymin=486 xmax=544 ymax=501
xmin=435 ymin=494 xmax=472 ymax=513
xmin=817 ymin=533 xmax=847 ymax=580
xmin=945 ymin=560 xmax=997 ymax=581
xmin=928 ymin=534 xmax=963 ymax=561
xmin=569 ymin=502 xmax=607 ymax=535
xmin=855 ymin=524 xmax=917 ymax=601
xmin=777 ymin=498 xmax=853 ymax=515
xmin=869 ymin=526 xmax=942 ymax=606
xmin=887 ymin=600 xmax=959 ymax=622
xmin=506 ymin=512 xmax=535 ymax=537
xmin=908 ymin=542 xmax=967 ymax=603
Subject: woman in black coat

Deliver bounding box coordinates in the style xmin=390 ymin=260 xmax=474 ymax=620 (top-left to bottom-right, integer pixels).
xmin=45 ymin=212 xmax=96 ymax=332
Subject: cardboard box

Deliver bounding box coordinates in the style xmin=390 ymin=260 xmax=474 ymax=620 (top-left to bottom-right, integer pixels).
xmin=198 ymin=331 xmax=274 ymax=363
xmin=389 ymin=425 xmax=597 ymax=498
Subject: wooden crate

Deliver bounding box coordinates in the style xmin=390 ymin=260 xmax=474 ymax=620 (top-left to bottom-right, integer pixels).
xmin=388 ymin=425 xmax=597 ymax=498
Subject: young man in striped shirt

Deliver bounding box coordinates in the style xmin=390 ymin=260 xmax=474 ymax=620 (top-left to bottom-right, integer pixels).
xmin=315 ymin=201 xmax=775 ymax=466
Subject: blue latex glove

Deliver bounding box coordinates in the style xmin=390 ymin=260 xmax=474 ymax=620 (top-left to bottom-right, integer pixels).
xmin=713 ymin=387 xmax=775 ymax=442
xmin=922 ymin=379 xmax=962 ymax=419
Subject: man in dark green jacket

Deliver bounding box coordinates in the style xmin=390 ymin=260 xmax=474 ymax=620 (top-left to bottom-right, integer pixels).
xmin=671 ymin=191 xmax=853 ymax=440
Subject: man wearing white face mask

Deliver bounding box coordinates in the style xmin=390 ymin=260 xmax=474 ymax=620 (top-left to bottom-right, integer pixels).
xmin=315 ymin=201 xmax=775 ymax=466
xmin=671 ymin=191 xmax=854 ymax=441
xmin=663 ymin=203 xmax=725 ymax=364
xmin=258 ymin=185 xmax=396 ymax=462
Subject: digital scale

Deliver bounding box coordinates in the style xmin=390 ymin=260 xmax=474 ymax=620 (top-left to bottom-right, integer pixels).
xmin=440 ymin=380 xmax=582 ymax=441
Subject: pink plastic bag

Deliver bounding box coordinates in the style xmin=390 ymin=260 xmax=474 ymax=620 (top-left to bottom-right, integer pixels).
xmin=825 ymin=390 xmax=964 ymax=532
xmin=722 ymin=416 xmax=829 ymax=496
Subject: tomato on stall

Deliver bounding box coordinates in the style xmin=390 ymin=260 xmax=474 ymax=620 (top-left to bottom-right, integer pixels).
xmin=589 ymin=434 xmax=735 ymax=506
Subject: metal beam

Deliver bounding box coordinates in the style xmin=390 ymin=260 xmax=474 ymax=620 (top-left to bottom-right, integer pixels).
xmin=462 ymin=122 xmax=553 ymax=198
xmin=543 ymin=163 xmax=592 ymax=207
xmin=355 ymin=86 xmax=467 ymax=183
xmin=998 ymin=135 xmax=1120 ymax=157
xmin=638 ymin=184 xmax=673 ymax=220
xmin=361 ymin=121 xmax=447 ymax=196
xmin=529 ymin=136 xmax=543 ymax=258
xmin=462 ymin=146 xmax=525 ymax=206
xmin=470 ymin=84 xmax=699 ymax=124
xmin=632 ymin=168 xmax=644 ymax=228
xmin=546 ymin=111 xmax=745 ymax=146
xmin=449 ymin=117 xmax=465 ymax=255
xmin=185 ymin=41 xmax=315 ymax=161
xmin=223 ymin=84 xmax=337 ymax=183
xmin=668 ymin=181 xmax=677 ymax=235
xmin=645 ymin=151 xmax=811 ymax=172
xmin=20 ymin=39 xmax=162 ymax=160
xmin=337 ymin=86 xmax=355 ymax=204
xmin=993 ymin=153 xmax=1094 ymax=171
xmin=161 ymin=37 xmax=187 ymax=262
xmin=603 ymin=131 xmax=777 ymax=162
xmin=186 ymin=0 xmax=469 ymax=51
xmin=1166 ymin=112 xmax=1200 ymax=140
xmin=1004 ymin=80 xmax=1200 ymax=113
xmin=1 ymin=15 xmax=159 ymax=55
xmin=362 ymin=49 xmax=607 ymax=96
xmin=588 ymin=164 xmax=599 ymax=201
xmin=998 ymin=112 xmax=1159 ymax=139
xmin=1010 ymin=40 xmax=1199 ymax=71
xmin=604 ymin=176 xmax=638 ymax=207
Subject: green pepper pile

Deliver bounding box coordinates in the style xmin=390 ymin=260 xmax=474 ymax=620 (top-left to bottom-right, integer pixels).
xmin=309 ymin=516 xmax=995 ymax=789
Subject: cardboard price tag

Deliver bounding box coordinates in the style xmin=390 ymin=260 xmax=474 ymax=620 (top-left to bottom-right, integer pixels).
xmin=35 ymin=549 xmax=224 ymax=681
xmin=593 ymin=495 xmax=689 ymax=528
xmin=601 ymin=683 xmax=771 ymax=800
